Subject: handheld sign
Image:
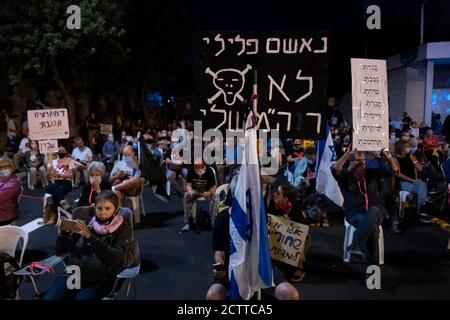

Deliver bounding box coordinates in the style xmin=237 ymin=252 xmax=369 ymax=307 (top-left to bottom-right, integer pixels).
xmin=100 ymin=123 xmax=113 ymax=135
xmin=38 ymin=140 xmax=58 ymax=154
xmin=268 ymin=214 xmax=309 ymax=267
xmin=351 ymin=58 xmax=389 ymax=151
xmin=196 ymin=31 xmax=329 ymax=139
xmin=28 ymin=108 xmax=70 ymax=141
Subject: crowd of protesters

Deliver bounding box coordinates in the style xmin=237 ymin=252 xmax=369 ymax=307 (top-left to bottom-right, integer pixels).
xmin=1 ymin=99 xmax=450 ymax=300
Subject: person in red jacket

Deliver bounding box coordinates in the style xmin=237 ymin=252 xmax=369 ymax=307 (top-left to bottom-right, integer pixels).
xmin=0 ymin=157 xmax=22 ymax=226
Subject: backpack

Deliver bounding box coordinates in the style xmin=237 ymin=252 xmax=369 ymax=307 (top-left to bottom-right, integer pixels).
xmin=0 ymin=252 xmax=21 ymax=300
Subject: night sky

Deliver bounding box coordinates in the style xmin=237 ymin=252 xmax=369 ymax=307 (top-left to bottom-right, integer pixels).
xmin=172 ymin=0 xmax=450 ymax=97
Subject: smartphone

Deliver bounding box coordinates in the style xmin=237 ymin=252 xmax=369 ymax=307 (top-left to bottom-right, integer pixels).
xmin=60 ymin=219 xmax=79 ymax=233
xmin=212 ymin=263 xmax=226 ymax=272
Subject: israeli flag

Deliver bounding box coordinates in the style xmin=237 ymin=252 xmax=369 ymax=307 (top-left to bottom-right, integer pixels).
xmin=228 ymin=126 xmax=273 ymax=300
xmin=316 ymin=127 xmax=344 ymax=207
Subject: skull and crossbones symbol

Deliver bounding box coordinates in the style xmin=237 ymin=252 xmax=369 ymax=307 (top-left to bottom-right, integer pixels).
xmin=205 ymin=64 xmax=252 ymax=105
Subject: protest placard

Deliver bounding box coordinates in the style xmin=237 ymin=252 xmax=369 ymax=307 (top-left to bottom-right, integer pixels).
xmin=38 ymin=140 xmax=58 ymax=154
xmin=267 ymin=214 xmax=309 ymax=267
xmin=28 ymin=108 xmax=70 ymax=140
xmin=351 ymin=59 xmax=389 ymax=151
xmin=197 ymin=31 xmax=329 ymax=139
xmin=100 ymin=123 xmax=113 ymax=135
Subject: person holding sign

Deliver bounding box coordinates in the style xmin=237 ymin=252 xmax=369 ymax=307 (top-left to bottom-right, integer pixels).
xmin=268 ymin=185 xmax=310 ymax=282
xmin=206 ymin=177 xmax=299 ymax=300
xmin=331 ymin=147 xmax=398 ymax=267
xmin=43 ymin=147 xmax=75 ymax=224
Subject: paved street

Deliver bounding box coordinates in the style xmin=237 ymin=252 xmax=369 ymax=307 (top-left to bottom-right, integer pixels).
xmin=14 ymin=182 xmax=450 ymax=300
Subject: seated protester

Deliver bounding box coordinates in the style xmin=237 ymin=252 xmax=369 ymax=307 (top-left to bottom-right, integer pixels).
xmin=302 ymin=147 xmax=317 ymax=194
xmin=409 ymin=137 xmax=439 ymax=192
xmin=268 ymin=185 xmax=310 ymax=282
xmin=42 ymin=190 xmax=133 ymax=300
xmin=166 ymin=137 xmax=188 ymax=196
xmin=43 ymin=147 xmax=75 ymax=224
xmin=109 ymin=145 xmax=145 ymax=202
xmin=72 ymin=137 xmax=94 ymax=186
xmin=389 ymin=130 xmax=398 ymax=154
xmin=286 ymin=138 xmax=304 ymax=173
xmin=422 ymin=129 xmax=443 ymax=170
xmin=0 ymin=157 xmax=22 ymax=226
xmin=78 ymin=162 xmax=112 ymax=207
xmin=395 ymin=140 xmax=431 ymax=223
xmin=13 ymin=135 xmax=30 ymax=171
xmin=365 ymin=151 xmax=401 ymax=234
xmin=101 ymin=134 xmax=120 ymax=173
xmin=180 ymin=159 xmax=218 ymax=233
xmin=25 ymin=140 xmax=47 ymax=190
xmin=206 ymin=178 xmax=300 ymax=300
xmin=332 ymin=148 xmax=399 ymax=267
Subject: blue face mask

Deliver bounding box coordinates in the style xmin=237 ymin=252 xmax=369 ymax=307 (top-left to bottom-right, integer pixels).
xmin=410 ymin=146 xmax=417 ymax=153
xmin=123 ymin=156 xmax=133 ymax=164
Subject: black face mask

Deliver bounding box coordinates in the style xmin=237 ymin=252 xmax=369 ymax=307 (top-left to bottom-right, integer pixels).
xmin=57 ymin=153 xmax=66 ymax=159
xmin=95 ymin=214 xmax=115 ymax=225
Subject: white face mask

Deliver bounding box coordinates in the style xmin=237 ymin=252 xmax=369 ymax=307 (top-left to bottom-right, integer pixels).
xmin=89 ymin=176 xmax=102 ymax=184
xmin=0 ymin=169 xmax=12 ymax=178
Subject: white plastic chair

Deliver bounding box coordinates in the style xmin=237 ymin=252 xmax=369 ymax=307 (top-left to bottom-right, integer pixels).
xmin=125 ymin=187 xmax=146 ymax=224
xmin=0 ymin=225 xmax=28 ymax=267
xmin=343 ymin=219 xmax=384 ymax=265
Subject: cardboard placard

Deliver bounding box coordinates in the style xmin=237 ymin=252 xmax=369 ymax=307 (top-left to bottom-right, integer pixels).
xmin=100 ymin=123 xmax=113 ymax=135
xmin=351 ymin=59 xmax=389 ymax=151
xmin=28 ymin=108 xmax=70 ymax=140
xmin=38 ymin=140 xmax=59 ymax=154
xmin=268 ymin=214 xmax=309 ymax=267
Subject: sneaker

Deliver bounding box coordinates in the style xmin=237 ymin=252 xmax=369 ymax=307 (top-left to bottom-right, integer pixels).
xmin=58 ymin=200 xmax=72 ymax=213
xmin=419 ymin=213 xmax=432 ymax=224
xmin=391 ymin=221 xmax=402 ymax=235
xmin=154 ymin=185 xmax=170 ymax=203
xmin=180 ymin=224 xmax=190 ymax=233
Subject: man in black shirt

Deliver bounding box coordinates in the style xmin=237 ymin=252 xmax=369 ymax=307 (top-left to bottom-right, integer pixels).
xmin=180 ymin=160 xmax=218 ymax=233
xmin=332 ymin=147 xmax=399 ymax=266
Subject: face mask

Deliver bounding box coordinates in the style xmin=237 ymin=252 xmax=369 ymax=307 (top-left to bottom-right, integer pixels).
xmin=390 ymin=135 xmax=396 ymax=139
xmin=405 ymin=148 xmax=411 ymax=154
xmin=307 ymin=159 xmax=315 ymax=165
xmin=89 ymin=176 xmax=102 ymax=184
xmin=0 ymin=169 xmax=12 ymax=178
xmin=411 ymin=146 xmax=417 ymax=153
xmin=108 ymin=137 xmax=114 ymax=142
xmin=123 ymin=156 xmax=133 ymax=164
xmin=57 ymin=153 xmax=66 ymax=159
xmin=133 ymin=143 xmax=138 ymax=149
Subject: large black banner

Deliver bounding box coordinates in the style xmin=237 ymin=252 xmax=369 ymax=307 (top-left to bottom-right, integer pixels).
xmin=195 ymin=31 xmax=329 ymax=139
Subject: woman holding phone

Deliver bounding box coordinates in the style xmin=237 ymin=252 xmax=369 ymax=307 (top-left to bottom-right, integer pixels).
xmin=42 ymin=190 xmax=133 ymax=300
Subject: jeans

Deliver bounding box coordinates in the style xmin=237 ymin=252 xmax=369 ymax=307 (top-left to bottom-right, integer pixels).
xmin=400 ymin=180 xmax=428 ymax=208
xmin=44 ymin=180 xmax=72 ymax=211
xmin=42 ymin=275 xmax=109 ymax=300
xmin=347 ymin=206 xmax=385 ymax=265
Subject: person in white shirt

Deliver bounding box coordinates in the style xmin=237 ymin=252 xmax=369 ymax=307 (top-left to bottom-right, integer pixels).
xmin=43 ymin=146 xmax=75 ymax=224
xmin=71 ymin=137 xmax=93 ymax=186
xmin=110 ymin=145 xmax=145 ymax=201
